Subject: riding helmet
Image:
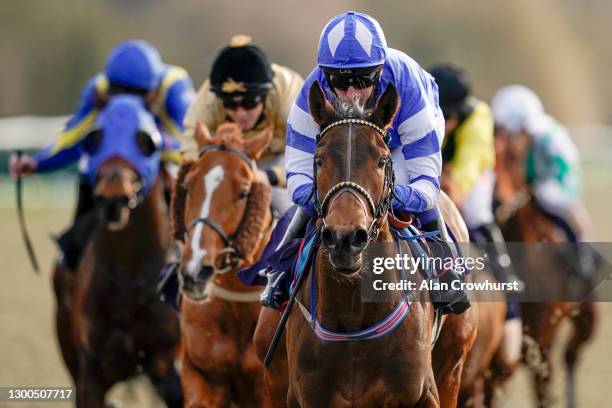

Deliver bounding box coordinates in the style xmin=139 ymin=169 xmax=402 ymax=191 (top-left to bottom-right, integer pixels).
xmin=491 ymin=85 xmax=544 ymax=135
xmin=210 ymin=35 xmax=274 ymax=97
xmin=429 ymin=63 xmax=471 ymax=118
xmin=317 ymin=11 xmax=387 ymax=70
xmin=105 ymin=39 xmax=165 ymax=91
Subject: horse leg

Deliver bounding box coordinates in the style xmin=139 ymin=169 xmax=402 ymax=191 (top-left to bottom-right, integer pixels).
xmin=140 ymin=304 xmax=183 ymax=408
xmin=76 ymin=355 xmax=110 ymax=408
xmin=459 ymin=375 xmax=485 ymax=408
xmin=52 ymin=262 xmax=79 ymax=382
xmin=145 ymin=347 xmax=183 ymax=408
xmin=181 ymin=350 xmax=230 ymax=408
xmin=254 ymin=307 xmax=288 ymax=408
xmin=433 ymin=310 xmax=478 ymax=408
xmin=521 ymin=302 xmax=565 ymax=407
xmin=415 ymin=378 xmax=440 ymax=408
xmin=564 ymin=302 xmax=596 ymax=408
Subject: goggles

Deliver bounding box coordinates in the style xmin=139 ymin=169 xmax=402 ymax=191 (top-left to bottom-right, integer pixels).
xmin=222 ymin=94 xmax=265 ymax=110
xmin=324 ymin=66 xmax=382 ymax=91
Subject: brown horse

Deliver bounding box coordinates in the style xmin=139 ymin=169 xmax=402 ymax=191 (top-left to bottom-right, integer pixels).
xmin=255 ymin=82 xmax=477 ymax=407
xmin=54 ymin=168 xmax=181 ymax=407
xmin=440 ymin=166 xmax=511 ymax=407
xmin=494 ymin=132 xmax=598 ymax=407
xmin=52 ymin=97 xmax=182 ymax=407
xmin=173 ymin=122 xmax=275 ymax=407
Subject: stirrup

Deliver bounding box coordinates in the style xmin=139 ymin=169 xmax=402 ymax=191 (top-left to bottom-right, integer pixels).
xmin=440 ymin=293 xmax=471 ymax=315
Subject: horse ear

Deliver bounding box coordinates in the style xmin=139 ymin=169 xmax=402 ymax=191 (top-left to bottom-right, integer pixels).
xmin=308 ymin=81 xmax=334 ymax=126
xmin=243 ymin=127 xmax=273 ymax=160
xmin=194 ymin=121 xmax=213 ymax=149
xmin=370 ymin=84 xmax=399 ymax=128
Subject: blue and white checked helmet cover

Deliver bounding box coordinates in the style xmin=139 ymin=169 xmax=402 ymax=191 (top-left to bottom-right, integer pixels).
xmin=317 ymin=11 xmax=387 ymax=69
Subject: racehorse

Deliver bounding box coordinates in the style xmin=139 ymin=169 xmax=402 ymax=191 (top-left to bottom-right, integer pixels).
xmin=173 ymin=122 xmax=275 ymax=407
xmin=52 ymin=96 xmax=182 ymax=407
xmin=494 ymin=132 xmax=597 ymax=407
xmin=256 ymin=81 xmax=478 ymax=407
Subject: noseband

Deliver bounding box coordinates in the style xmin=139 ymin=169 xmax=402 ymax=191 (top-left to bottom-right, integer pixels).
xmin=184 ymin=144 xmax=256 ymax=273
xmin=314 ymin=118 xmax=395 ymax=242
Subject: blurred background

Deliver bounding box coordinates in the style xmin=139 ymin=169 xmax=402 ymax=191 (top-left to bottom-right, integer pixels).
xmin=0 ymin=1 xmax=610 ymax=406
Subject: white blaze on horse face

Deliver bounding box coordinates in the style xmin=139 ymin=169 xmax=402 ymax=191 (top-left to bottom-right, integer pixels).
xmin=187 ymin=165 xmax=224 ymax=276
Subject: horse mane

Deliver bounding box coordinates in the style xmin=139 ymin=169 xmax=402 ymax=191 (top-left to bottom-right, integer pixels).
xmin=215 ymin=122 xmax=243 ymax=147
xmin=171 ymin=159 xmax=194 ymax=241
xmin=233 ymin=180 xmax=271 ymax=262
xmin=331 ymin=95 xmax=370 ymax=121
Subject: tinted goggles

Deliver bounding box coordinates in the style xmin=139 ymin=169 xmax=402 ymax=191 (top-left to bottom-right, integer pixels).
xmin=325 ymin=67 xmax=382 ymax=91
xmin=222 ymin=94 xmax=265 ymax=110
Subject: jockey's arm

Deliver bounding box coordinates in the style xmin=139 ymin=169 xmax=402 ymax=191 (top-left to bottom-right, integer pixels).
xmin=157 ymin=66 xmax=195 ymax=157
xmin=33 ymin=76 xmax=101 ymax=172
xmin=264 ymin=64 xmax=304 ymax=188
xmin=285 ymin=71 xmax=319 ymax=215
xmin=390 ymin=76 xmax=443 ymax=214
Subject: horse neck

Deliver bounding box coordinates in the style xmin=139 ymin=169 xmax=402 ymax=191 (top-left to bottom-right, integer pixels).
xmin=93 ymin=181 xmax=169 ymax=270
xmin=313 ymin=221 xmax=404 ymax=331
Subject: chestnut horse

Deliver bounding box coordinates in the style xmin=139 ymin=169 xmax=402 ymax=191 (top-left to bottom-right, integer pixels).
xmin=255 ymin=82 xmax=478 ymax=407
xmin=494 ymin=132 xmax=597 ymax=407
xmin=52 ymin=96 xmax=182 ymax=407
xmin=173 ymin=122 xmax=275 ymax=407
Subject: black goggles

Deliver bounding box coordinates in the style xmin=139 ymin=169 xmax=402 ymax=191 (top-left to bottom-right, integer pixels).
xmin=221 ymin=94 xmax=265 ymax=110
xmin=325 ymin=67 xmax=382 ymax=91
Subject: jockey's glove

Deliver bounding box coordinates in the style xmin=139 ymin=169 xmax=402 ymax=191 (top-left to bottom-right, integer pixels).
xmin=260 ymin=269 xmax=289 ymax=310
xmin=392 ymin=185 xmax=430 ymax=213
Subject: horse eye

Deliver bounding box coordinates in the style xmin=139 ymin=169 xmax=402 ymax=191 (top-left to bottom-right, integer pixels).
xmin=238 ymin=186 xmax=250 ymax=200
xmin=83 ymin=130 xmax=103 ymax=155
xmin=377 ymin=156 xmax=388 ymax=169
xmin=136 ymin=131 xmax=157 ymax=157
xmin=315 ymin=156 xmax=323 ymax=167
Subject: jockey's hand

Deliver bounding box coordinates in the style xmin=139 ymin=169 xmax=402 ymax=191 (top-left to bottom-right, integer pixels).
xmin=259 ymin=269 xmax=289 ymax=310
xmin=9 ymin=153 xmax=37 ymax=178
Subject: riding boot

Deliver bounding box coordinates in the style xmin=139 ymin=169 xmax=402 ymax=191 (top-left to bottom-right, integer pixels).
xmin=260 ymin=207 xmax=310 ymax=310
xmin=421 ymin=217 xmax=470 ymax=315
xmin=470 ymin=222 xmax=525 ymax=296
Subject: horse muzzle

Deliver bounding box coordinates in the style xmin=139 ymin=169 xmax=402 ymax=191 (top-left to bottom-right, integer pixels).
xmin=321 ymin=225 xmax=369 ymax=272
xmin=178 ymin=264 xmax=215 ymax=300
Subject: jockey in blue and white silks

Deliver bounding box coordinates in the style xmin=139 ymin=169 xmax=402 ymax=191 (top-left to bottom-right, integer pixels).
xmin=286 ymin=15 xmax=444 ymax=216
xmin=252 ymin=11 xmax=470 ymax=315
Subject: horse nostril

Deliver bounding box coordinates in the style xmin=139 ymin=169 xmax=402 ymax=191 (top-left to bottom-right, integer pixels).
xmin=197 ymin=265 xmax=215 ymax=282
xmin=350 ymin=228 xmax=369 ymax=250
xmin=321 ymin=227 xmax=337 ymax=250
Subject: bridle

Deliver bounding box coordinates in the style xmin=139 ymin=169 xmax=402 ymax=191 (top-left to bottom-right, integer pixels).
xmin=313 ymin=118 xmax=395 ymax=243
xmin=183 ymin=144 xmax=257 ymax=274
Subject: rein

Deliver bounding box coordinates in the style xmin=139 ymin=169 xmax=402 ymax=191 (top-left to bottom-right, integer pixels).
xmin=314 ymin=118 xmax=395 ymax=243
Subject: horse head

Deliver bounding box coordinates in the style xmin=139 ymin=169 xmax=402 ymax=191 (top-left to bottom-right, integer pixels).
xmin=84 ymin=95 xmax=164 ymax=231
xmin=173 ymin=122 xmax=272 ymax=300
xmin=309 ymin=81 xmax=399 ymax=274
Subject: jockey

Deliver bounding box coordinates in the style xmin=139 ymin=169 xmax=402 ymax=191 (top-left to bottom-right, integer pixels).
xmin=430 ymin=63 xmax=523 ymax=291
xmin=9 ymin=39 xmax=195 ymax=271
xmin=258 ymin=11 xmax=470 ymax=315
xmin=182 ymin=35 xmax=304 ymax=216
xmin=491 ymin=85 xmax=590 ymax=247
